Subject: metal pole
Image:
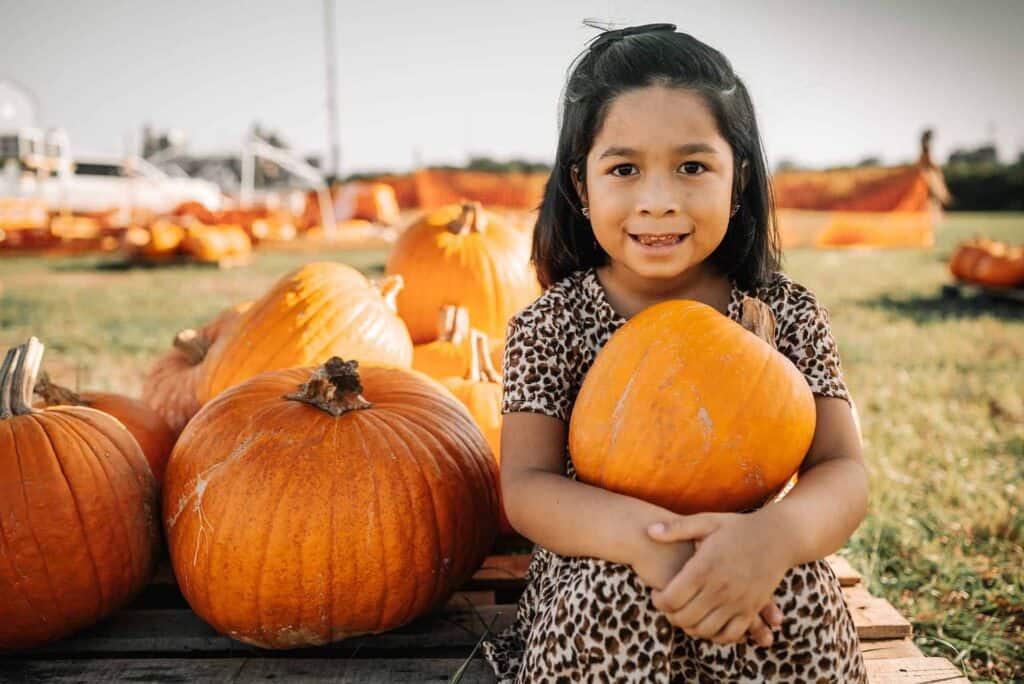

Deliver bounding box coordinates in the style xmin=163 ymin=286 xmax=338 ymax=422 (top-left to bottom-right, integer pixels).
xmin=323 ymin=0 xmax=340 ymax=180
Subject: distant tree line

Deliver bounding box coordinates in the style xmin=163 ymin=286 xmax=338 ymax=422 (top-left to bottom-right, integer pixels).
xmin=942 ymin=146 xmax=1024 ymax=211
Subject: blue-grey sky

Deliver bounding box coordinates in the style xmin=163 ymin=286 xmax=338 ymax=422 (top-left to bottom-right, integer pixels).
xmin=2 ymin=0 xmax=1021 ymax=174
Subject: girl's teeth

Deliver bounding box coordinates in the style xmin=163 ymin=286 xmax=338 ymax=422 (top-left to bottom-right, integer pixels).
xmin=635 ymin=234 xmax=682 ymax=246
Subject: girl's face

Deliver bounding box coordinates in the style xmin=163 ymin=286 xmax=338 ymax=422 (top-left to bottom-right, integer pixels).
xmin=577 ymin=85 xmax=738 ymax=285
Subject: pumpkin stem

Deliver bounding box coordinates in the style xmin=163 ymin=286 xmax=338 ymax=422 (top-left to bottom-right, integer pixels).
xmin=284 ymin=357 xmax=373 ymax=416
xmin=739 ymin=297 xmax=778 ymax=349
xmin=1 ymin=338 xmax=44 ymax=418
xmin=436 ymin=305 xmax=470 ymax=344
xmin=446 ymin=201 xmax=488 ymax=235
xmin=34 ymin=371 xmax=87 ymax=407
xmin=467 ymin=330 xmax=502 ymax=383
xmin=173 ymin=329 xmax=211 ymax=365
xmin=374 ymin=275 xmax=404 ymax=313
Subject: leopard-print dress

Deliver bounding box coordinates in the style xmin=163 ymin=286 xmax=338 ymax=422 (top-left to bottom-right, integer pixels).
xmin=481 ymin=268 xmax=867 ymax=683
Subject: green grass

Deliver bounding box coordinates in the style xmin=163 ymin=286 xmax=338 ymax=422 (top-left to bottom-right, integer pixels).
xmin=2 ymin=213 xmax=1023 ymax=680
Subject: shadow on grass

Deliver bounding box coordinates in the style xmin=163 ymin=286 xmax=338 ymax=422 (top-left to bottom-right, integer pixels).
xmin=861 ymin=287 xmax=1024 ymax=324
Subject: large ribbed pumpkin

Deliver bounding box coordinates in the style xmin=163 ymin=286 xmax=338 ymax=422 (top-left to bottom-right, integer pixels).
xmin=385 ymin=202 xmax=540 ymax=343
xmin=0 ymin=339 xmax=159 ymax=652
xmin=34 ymin=373 xmax=175 ymax=487
xmin=412 ymin=305 xmax=472 ymax=379
xmin=164 ymin=358 xmax=498 ymax=648
xmin=142 ymin=301 xmax=251 ymax=436
xmin=196 ymin=263 xmax=414 ymax=403
xmin=568 ymin=297 xmax=816 ymax=514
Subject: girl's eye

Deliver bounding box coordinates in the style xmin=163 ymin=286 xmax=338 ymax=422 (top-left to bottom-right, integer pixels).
xmin=679 ymin=162 xmax=707 ymax=175
xmin=609 ymin=164 xmax=638 ymax=177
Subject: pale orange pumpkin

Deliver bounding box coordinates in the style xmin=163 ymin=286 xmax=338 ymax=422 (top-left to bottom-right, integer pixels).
xmin=385 ymin=202 xmax=540 ymax=343
xmin=196 ymin=263 xmax=413 ymax=403
xmin=568 ymin=297 xmax=816 ymax=514
xmin=34 ymin=373 xmax=175 ymax=487
xmin=440 ymin=330 xmax=513 ymax=535
xmin=164 ymin=358 xmax=498 ymax=648
xmin=412 ymin=305 xmax=472 ymax=379
xmin=0 ymin=338 xmax=159 ymax=652
xmin=142 ymin=302 xmax=252 ymax=436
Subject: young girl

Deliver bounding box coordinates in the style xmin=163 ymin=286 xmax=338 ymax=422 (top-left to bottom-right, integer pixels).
xmin=482 ymin=24 xmax=869 ymax=683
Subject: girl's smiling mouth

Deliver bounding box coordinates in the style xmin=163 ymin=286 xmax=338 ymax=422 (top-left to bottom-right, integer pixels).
xmin=628 ymin=232 xmax=690 ymax=248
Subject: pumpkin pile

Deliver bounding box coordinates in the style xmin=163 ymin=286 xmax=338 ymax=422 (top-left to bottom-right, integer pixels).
xmin=949 ymin=238 xmax=1024 ymax=288
xmin=0 ymin=338 xmax=160 ymax=652
xmin=569 ymin=297 xmax=815 ymax=514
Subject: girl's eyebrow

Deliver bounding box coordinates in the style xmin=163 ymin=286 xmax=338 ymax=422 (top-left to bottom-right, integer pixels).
xmin=597 ymin=143 xmax=719 ymax=159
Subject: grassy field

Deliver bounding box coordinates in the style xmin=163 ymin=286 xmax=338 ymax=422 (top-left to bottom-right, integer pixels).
xmin=2 ymin=212 xmax=1022 ymax=681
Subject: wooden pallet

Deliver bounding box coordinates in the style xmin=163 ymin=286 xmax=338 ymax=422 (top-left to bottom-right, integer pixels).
xmin=1 ymin=552 xmax=968 ymax=683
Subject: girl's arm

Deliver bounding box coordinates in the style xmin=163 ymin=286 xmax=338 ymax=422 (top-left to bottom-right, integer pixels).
xmin=753 ymin=395 xmax=868 ymax=568
xmin=500 ymin=411 xmax=690 ymax=581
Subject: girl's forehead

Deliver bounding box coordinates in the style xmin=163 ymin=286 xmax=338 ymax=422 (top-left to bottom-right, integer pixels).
xmin=592 ymin=85 xmax=727 ymax=154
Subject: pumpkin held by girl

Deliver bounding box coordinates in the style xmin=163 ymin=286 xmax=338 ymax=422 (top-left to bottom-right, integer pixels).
xmin=569 ymin=297 xmax=815 ymax=515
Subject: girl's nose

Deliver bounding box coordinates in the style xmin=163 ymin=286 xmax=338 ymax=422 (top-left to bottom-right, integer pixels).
xmin=636 ymin=176 xmax=680 ymax=217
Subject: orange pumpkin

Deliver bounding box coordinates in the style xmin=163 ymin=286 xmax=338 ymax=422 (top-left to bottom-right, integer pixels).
xmin=385 ymin=202 xmax=540 ymax=343
xmin=412 ymin=305 xmax=472 ymax=378
xmin=568 ymin=297 xmax=816 ymax=514
xmin=34 ymin=373 xmax=175 ymax=487
xmin=181 ymin=224 xmax=251 ymax=262
xmin=0 ymin=338 xmax=159 ymax=652
xmin=142 ymin=302 xmax=252 ymax=436
xmin=440 ymin=330 xmax=513 ymax=535
xmin=164 ymin=358 xmax=498 ymax=648
xmin=196 ymin=264 xmax=413 ymax=403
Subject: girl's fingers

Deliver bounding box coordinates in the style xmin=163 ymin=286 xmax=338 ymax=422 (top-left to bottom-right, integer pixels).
xmin=759 ymin=600 xmax=783 ymax=629
xmin=746 ymin=615 xmax=775 ymax=648
xmin=664 ymin=585 xmax=715 ymax=631
xmin=685 ymin=604 xmax=734 ymax=641
xmin=651 ymin=558 xmax=709 ymax=613
xmin=647 ymin=513 xmax=719 ymax=542
xmin=712 ymin=614 xmax=753 ymax=645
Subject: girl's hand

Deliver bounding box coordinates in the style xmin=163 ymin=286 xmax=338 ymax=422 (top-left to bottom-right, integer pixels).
xmin=647 ymin=511 xmax=792 ymax=646
xmin=629 ymin=532 xmax=783 ymax=648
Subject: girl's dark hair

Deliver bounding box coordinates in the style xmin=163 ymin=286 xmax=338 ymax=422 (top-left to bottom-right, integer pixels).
xmin=533 ymin=23 xmax=780 ymax=290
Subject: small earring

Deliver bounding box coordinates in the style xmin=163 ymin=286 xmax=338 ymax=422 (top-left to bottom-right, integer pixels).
xmin=731 ymin=203 xmax=740 ymax=217
xmin=581 ymin=206 xmax=590 ymax=219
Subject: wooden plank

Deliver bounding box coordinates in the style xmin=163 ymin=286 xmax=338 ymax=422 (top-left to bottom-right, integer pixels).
xmin=843 ymin=585 xmax=913 ymax=640
xmin=0 ymin=655 xmax=967 ymax=684
xmin=859 ymin=639 xmax=924 ymax=660
xmin=0 ymin=658 xmax=496 ymax=684
xmin=865 ymin=657 xmax=969 ymax=683
xmin=18 ymin=606 xmax=518 ymax=657
xmin=827 ymin=554 xmax=862 ymax=587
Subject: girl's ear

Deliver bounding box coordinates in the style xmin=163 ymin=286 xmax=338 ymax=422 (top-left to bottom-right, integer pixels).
xmin=571 ymin=163 xmax=589 ymax=208
xmin=738 ymin=159 xmax=751 ymax=194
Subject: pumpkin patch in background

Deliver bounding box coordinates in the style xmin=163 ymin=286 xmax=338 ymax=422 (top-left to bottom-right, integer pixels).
xmin=34 ymin=372 xmax=175 ymax=488
xmin=385 ymin=201 xmax=540 ymax=344
xmin=195 ymin=263 xmax=413 ymax=403
xmin=568 ymin=297 xmax=816 ymax=515
xmin=412 ymin=305 xmax=472 ymax=379
xmin=163 ymin=358 xmax=498 ymax=649
xmin=142 ymin=301 xmax=252 ymax=436
xmin=0 ymin=338 xmax=159 ymax=652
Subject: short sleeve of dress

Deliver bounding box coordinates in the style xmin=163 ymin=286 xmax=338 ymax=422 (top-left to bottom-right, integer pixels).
xmin=773 ymin=282 xmax=851 ymax=404
xmin=501 ymin=306 xmax=579 ymax=422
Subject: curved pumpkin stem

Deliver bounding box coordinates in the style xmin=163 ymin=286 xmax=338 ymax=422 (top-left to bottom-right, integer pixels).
xmin=173 ymin=329 xmax=211 ymax=365
xmin=284 ymin=357 xmax=373 ymax=416
xmin=739 ymin=296 xmax=778 ymax=350
xmin=34 ymin=371 xmax=87 ymax=407
xmin=1 ymin=338 xmax=44 ymax=418
xmin=447 ymin=201 xmax=488 ymax=236
xmin=467 ymin=330 xmax=502 ymax=383
xmin=374 ymin=275 xmax=404 ymax=313
xmin=436 ymin=305 xmax=470 ymax=344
